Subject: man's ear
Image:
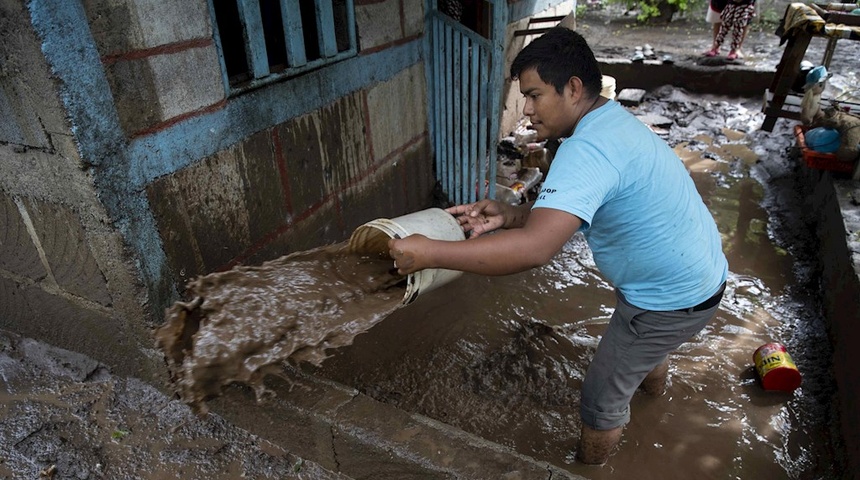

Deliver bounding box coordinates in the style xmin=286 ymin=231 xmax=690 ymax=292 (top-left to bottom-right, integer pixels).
xmin=567 ymin=76 xmax=585 ymax=101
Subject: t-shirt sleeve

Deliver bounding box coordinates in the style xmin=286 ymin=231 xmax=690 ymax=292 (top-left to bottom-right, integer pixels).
xmin=532 ymin=140 xmax=620 ymax=230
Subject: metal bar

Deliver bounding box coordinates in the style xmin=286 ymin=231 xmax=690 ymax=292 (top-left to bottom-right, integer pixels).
xmin=468 ymin=39 xmax=479 ymax=203
xmin=478 ymin=46 xmax=488 ymax=200
xmin=424 ymin=3 xmax=436 ymax=182
xmin=439 ymin=23 xmax=447 ymax=200
xmin=345 ymin=0 xmax=357 ymax=53
xmin=206 ymin=0 xmax=231 ymax=92
xmin=237 ymin=0 xmax=270 ymax=78
xmin=444 ymin=23 xmax=453 ymax=200
xmin=459 ymin=33 xmax=469 ymax=204
xmin=822 ymin=37 xmax=838 ymax=69
xmin=487 ymin=0 xmax=507 ymax=200
xmin=513 ymin=27 xmax=555 ymax=37
xmin=452 ymin=28 xmax=462 ymax=205
xmin=228 ymin=48 xmax=356 ymax=94
xmin=528 ymin=15 xmax=566 ymax=24
xmin=281 ymin=0 xmax=307 ymax=67
xmin=315 ymin=0 xmax=338 ymax=58
xmin=427 ymin=10 xmax=492 ymax=52
xmin=432 ymin=18 xmax=443 ymax=194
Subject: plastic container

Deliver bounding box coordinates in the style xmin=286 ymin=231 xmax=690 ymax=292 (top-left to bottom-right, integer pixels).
xmin=348 ymin=208 xmax=465 ymax=305
xmin=601 ymin=75 xmax=616 ymax=100
xmin=793 ymin=124 xmax=854 ymax=173
xmin=753 ymin=343 xmax=802 ymax=392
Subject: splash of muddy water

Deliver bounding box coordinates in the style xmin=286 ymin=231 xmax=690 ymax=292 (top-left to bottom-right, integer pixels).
xmin=154 ymin=244 xmax=405 ymax=414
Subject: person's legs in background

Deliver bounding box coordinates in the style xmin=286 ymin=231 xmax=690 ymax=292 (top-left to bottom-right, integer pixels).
xmin=728 ymin=4 xmax=756 ymax=59
xmin=704 ymin=0 xmax=723 ymax=55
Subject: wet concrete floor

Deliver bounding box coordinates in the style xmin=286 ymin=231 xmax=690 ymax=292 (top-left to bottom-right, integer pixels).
xmin=311 ymin=95 xmax=841 ymax=478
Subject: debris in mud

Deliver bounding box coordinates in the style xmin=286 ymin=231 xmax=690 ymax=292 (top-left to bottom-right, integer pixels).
xmin=0 ymin=330 xmax=340 ymax=479
xmin=154 ymin=244 xmax=405 ymax=414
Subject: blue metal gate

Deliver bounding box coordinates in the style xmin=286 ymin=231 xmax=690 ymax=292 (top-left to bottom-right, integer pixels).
xmin=425 ymin=1 xmax=506 ymax=204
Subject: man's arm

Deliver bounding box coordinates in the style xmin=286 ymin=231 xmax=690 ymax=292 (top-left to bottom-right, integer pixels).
xmin=446 ymin=200 xmax=533 ymax=238
xmin=389 ymin=207 xmax=581 ymax=275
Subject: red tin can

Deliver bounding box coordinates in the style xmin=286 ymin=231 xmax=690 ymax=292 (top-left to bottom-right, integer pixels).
xmin=753 ymin=343 xmax=802 ymax=392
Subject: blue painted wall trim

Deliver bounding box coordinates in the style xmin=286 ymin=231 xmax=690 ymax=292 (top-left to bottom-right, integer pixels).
xmin=27 ymin=0 xmax=424 ymax=318
xmin=28 ymin=0 xmax=176 ymax=317
xmin=128 ymin=40 xmax=421 ymax=189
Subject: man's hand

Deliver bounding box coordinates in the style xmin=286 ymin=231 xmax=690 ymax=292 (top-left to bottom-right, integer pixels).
xmin=445 ymin=199 xmax=513 ymax=238
xmin=388 ymin=234 xmax=433 ymax=275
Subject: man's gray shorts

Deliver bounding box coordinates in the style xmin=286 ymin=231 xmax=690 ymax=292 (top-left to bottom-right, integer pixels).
xmin=580 ymin=284 xmax=724 ymax=430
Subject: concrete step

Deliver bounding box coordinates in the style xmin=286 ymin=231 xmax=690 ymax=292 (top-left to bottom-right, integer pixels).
xmin=209 ymin=367 xmax=586 ymax=480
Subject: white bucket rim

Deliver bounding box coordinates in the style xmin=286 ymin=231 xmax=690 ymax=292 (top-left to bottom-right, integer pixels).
xmin=348 ymin=208 xmax=465 ymax=305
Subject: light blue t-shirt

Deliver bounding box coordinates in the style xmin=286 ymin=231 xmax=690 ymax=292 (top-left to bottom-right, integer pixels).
xmin=533 ymin=100 xmax=728 ymax=310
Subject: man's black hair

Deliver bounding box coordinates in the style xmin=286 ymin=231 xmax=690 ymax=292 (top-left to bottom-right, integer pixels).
xmin=510 ymin=27 xmax=602 ymax=97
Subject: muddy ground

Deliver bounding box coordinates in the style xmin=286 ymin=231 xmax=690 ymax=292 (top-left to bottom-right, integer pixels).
xmin=1 ymin=5 xmax=858 ymax=480
xmin=579 ymin=1 xmax=860 ymax=100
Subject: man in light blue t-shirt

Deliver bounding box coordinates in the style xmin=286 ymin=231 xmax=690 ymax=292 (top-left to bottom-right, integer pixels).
xmin=388 ymin=27 xmax=728 ymax=465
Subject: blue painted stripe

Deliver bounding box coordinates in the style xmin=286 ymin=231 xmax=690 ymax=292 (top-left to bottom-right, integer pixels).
xmin=28 ymin=0 xmax=177 ymax=311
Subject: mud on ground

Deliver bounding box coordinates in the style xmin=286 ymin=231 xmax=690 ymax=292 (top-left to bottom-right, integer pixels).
xmin=578 ymin=2 xmax=860 ymax=100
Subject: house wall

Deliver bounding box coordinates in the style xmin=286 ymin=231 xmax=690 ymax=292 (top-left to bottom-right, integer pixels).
xmin=0 ymin=0 xmax=433 ymax=380
xmin=805 ymin=173 xmax=860 ymax=475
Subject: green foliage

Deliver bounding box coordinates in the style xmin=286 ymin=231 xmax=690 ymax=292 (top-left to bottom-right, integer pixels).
xmin=636 ymin=1 xmax=662 ymax=21
xmin=603 ymin=0 xmax=708 ymax=21
xmin=576 ymin=4 xmax=589 ymax=17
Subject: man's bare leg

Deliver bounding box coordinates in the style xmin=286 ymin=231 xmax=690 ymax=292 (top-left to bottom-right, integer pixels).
xmin=639 ymin=357 xmax=669 ymax=396
xmin=577 ymin=425 xmax=624 ymax=465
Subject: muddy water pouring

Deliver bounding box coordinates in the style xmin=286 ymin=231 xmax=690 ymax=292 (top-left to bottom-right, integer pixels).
xmin=154 ymin=207 xmax=466 ymax=413
xmin=348 ymin=208 xmax=466 ymax=305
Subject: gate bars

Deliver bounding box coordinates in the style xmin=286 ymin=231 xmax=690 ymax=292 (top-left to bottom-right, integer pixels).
xmin=425 ymin=1 xmax=506 ymax=205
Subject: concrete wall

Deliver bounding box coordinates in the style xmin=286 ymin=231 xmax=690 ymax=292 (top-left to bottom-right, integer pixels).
xmin=0 ymin=0 xmax=155 ymax=377
xmin=0 ymin=0 xmax=433 ymax=380
xmin=597 ymin=59 xmax=774 ymax=97
xmin=804 ymin=170 xmax=860 ymax=476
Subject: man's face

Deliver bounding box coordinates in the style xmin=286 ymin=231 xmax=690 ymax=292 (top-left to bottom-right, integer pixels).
xmin=518 ymin=67 xmax=578 ymax=141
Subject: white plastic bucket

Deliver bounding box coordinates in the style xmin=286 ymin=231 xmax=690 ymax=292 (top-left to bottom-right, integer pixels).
xmin=601 ymin=75 xmax=617 ymax=100
xmin=348 ymin=208 xmax=465 ymax=305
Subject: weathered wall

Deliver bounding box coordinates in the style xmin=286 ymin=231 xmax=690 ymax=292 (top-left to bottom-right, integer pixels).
xmin=805 ymin=171 xmax=860 ymax=476
xmin=0 ymin=0 xmax=433 ymax=380
xmin=0 ymin=0 xmax=154 ymax=378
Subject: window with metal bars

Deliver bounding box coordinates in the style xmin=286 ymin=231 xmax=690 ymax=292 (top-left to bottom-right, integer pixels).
xmin=211 ymin=0 xmax=357 ymax=92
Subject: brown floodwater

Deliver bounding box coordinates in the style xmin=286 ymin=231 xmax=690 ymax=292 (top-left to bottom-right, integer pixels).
xmin=308 ymin=112 xmax=839 ymax=477
xmin=154 ymin=98 xmax=839 ymax=478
